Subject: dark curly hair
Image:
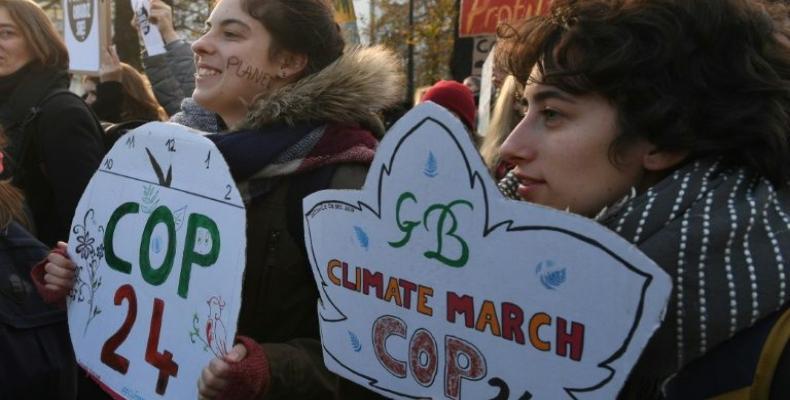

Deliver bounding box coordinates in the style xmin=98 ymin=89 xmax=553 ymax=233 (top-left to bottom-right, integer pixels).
xmin=498 ymin=0 xmax=790 ymax=186
xmin=241 ymin=0 xmax=345 ymax=77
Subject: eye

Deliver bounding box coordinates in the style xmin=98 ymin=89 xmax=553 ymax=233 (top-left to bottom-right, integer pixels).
xmin=541 ymin=108 xmax=560 ymax=120
xmin=0 ymin=29 xmax=14 ymax=38
xmin=223 ymin=30 xmax=241 ymax=39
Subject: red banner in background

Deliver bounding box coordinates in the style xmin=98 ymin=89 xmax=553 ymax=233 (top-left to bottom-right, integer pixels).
xmin=459 ymin=0 xmax=551 ymax=37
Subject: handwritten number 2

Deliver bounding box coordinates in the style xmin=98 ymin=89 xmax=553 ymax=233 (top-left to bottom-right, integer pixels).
xmin=100 ymin=284 xmax=136 ymax=374
xmin=225 ymin=184 xmax=232 ymax=200
xmin=100 ymin=285 xmax=179 ymax=395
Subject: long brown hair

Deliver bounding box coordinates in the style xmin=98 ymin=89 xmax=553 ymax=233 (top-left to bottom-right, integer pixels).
xmin=0 ymin=0 xmax=69 ymax=70
xmin=119 ymin=64 xmax=168 ymax=121
xmin=0 ymin=134 xmax=30 ymax=230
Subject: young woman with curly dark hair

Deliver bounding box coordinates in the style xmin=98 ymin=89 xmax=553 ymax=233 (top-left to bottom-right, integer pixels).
xmin=497 ymin=0 xmax=790 ymax=397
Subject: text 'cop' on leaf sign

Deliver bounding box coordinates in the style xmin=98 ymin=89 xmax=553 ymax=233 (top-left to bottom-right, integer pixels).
xmin=303 ymin=102 xmax=672 ymax=399
xmin=67 ymin=122 xmax=246 ymax=400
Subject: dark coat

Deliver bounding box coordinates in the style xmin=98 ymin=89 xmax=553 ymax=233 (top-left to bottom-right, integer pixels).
xmin=221 ymin=45 xmax=404 ymax=399
xmin=0 ymin=65 xmax=106 ymax=247
xmin=0 ymin=221 xmax=77 ymax=399
xmin=90 ymin=81 xmax=124 ymax=123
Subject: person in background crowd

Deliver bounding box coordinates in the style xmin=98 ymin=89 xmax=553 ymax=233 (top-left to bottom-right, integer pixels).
xmin=480 ymin=75 xmax=522 ymax=179
xmin=497 ymin=0 xmax=790 ymax=398
xmin=420 ymin=79 xmax=478 ymax=147
xmin=80 ymin=76 xmax=97 ymax=105
xmin=84 ymin=46 xmax=167 ymax=125
xmin=0 ymin=131 xmax=77 ymax=400
xmin=135 ymin=0 xmax=221 ymax=132
xmin=0 ymin=0 xmax=105 ymax=248
xmin=40 ymin=0 xmax=403 ymax=399
xmin=137 ymin=0 xmax=195 ymax=116
xmin=462 ymin=75 xmax=480 ymax=105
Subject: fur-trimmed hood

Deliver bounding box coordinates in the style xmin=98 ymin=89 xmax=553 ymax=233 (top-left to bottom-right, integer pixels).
xmin=235 ymin=45 xmax=404 ymax=135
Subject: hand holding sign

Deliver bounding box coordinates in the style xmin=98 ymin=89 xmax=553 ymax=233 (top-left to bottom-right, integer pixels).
xmin=131 ymin=0 xmax=166 ymax=56
xmin=147 ymin=0 xmax=179 ymax=44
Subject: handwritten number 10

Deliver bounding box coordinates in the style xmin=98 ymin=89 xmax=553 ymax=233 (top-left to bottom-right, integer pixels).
xmin=100 ymin=284 xmax=179 ymax=395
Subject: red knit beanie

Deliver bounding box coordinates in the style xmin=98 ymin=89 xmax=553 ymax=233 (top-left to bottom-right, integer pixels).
xmin=421 ymin=80 xmax=477 ymax=130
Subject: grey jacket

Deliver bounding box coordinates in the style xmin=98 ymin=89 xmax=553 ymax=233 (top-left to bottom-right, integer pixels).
xmin=142 ymin=39 xmax=195 ymax=116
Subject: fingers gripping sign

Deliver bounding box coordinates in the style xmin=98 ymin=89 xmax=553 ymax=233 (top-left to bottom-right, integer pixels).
xmin=131 ymin=0 xmax=167 ymax=55
xmin=197 ymin=343 xmax=247 ymax=400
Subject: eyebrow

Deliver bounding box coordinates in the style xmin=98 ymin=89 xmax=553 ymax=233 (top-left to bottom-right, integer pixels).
xmin=0 ymin=23 xmax=17 ymax=29
xmin=215 ymin=18 xmax=252 ymax=33
xmin=530 ymin=88 xmax=578 ymax=105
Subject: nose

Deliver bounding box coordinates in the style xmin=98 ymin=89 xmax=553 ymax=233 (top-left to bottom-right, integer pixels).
xmin=498 ymin=116 xmax=537 ymax=166
xmin=191 ymin=31 xmax=214 ymax=57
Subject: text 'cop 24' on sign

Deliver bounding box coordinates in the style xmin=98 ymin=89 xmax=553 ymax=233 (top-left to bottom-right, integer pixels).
xmin=459 ymin=0 xmax=551 ymax=37
xmin=67 ymin=123 xmax=246 ymax=400
xmin=303 ymin=103 xmax=672 ymax=399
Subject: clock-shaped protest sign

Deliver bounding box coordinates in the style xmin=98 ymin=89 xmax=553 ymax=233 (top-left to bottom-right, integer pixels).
xmin=304 ymin=103 xmax=672 ymax=399
xmin=67 ymin=122 xmax=246 ymax=399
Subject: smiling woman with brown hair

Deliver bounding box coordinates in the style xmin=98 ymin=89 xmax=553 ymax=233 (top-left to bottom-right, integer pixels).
xmin=40 ymin=0 xmax=403 ymax=399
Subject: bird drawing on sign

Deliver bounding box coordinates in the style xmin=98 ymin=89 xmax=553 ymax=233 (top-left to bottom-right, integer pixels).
xmin=206 ymin=296 xmax=228 ymax=357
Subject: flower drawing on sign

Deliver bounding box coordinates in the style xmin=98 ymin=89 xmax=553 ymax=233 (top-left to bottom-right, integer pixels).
xmin=189 ymin=296 xmax=229 ymax=357
xmin=535 ymin=260 xmax=567 ymax=290
xmin=70 ymin=208 xmax=105 ymax=335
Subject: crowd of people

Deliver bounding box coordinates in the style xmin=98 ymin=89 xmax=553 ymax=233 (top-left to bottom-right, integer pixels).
xmin=0 ymin=0 xmax=788 ymax=399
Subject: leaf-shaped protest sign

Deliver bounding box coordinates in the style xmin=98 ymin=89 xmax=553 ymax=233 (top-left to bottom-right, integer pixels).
xmin=303 ymin=103 xmax=672 ymax=399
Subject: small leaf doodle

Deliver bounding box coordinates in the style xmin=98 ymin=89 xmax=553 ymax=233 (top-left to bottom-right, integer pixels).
xmin=423 ymin=151 xmax=439 ymax=178
xmin=348 ymin=331 xmax=362 ymax=352
xmin=353 ymin=226 xmax=369 ymax=250
xmin=142 ymin=184 xmax=160 ymax=214
xmin=173 ymin=206 xmax=187 ymax=231
xmin=535 ymin=260 xmax=567 ymax=290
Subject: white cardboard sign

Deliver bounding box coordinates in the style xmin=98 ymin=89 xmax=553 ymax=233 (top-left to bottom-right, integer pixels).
xmin=131 ymin=0 xmax=166 ymax=56
xmin=67 ymin=122 xmax=246 ymax=400
xmin=63 ymin=0 xmax=101 ymax=73
xmin=304 ymin=103 xmax=672 ymax=399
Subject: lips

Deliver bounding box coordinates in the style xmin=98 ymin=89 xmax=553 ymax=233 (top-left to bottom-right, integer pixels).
xmin=195 ymin=63 xmax=222 ymax=80
xmin=513 ymin=172 xmax=546 ymax=198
